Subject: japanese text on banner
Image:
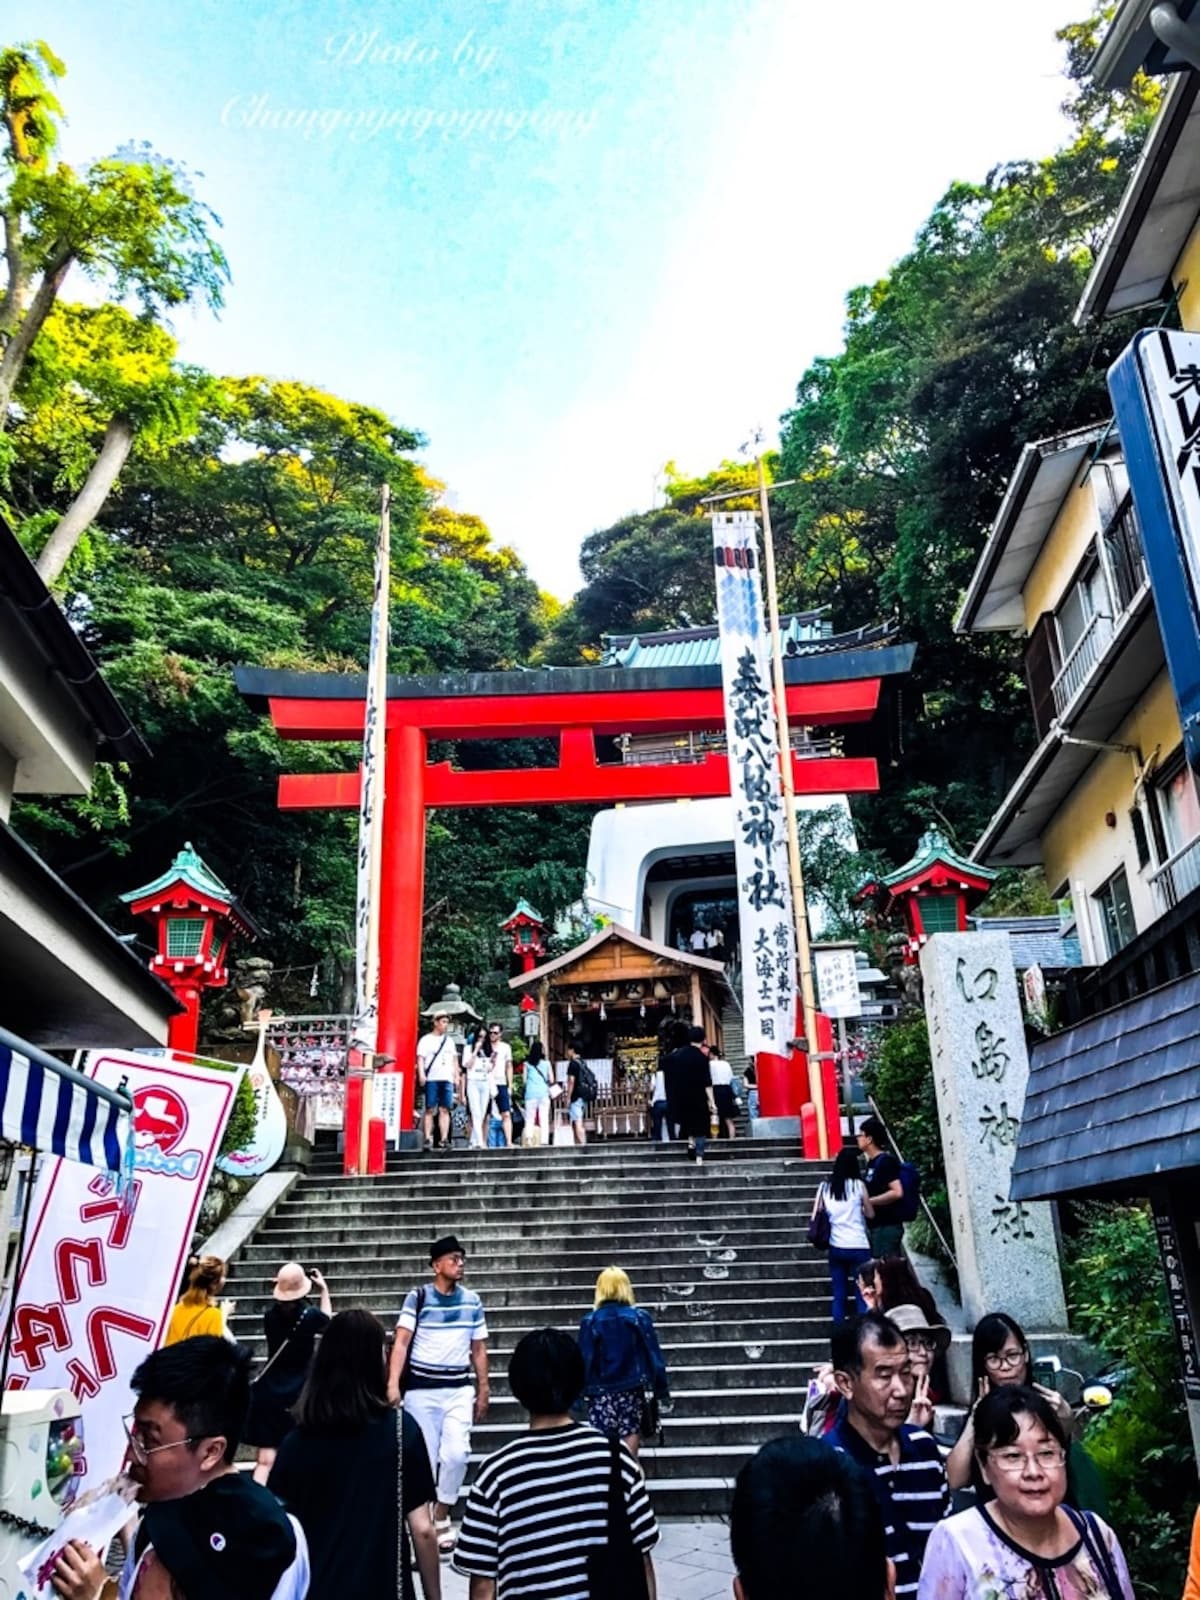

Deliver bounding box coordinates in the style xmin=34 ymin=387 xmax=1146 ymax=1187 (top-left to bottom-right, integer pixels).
xmin=711 ymin=511 xmax=797 ymax=1056
xmin=2 ymin=1051 xmax=242 ymax=1494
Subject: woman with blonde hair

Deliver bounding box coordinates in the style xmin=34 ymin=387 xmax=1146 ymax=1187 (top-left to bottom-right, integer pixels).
xmin=162 ymin=1255 xmax=232 ymax=1345
xmin=577 ymin=1266 xmax=669 ymax=1456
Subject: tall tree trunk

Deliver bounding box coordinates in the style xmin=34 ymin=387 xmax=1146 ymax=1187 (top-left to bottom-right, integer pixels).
xmin=36 ymin=415 xmax=135 ymax=585
xmin=0 ymin=252 xmax=72 ymax=424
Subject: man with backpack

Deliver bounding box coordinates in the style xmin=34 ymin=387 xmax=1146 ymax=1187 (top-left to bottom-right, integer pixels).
xmin=857 ymin=1116 xmax=918 ymax=1257
xmin=565 ymin=1042 xmax=596 ymax=1146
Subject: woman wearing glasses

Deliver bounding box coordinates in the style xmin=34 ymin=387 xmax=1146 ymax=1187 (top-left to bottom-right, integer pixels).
xmin=945 ymin=1313 xmax=1104 ymax=1511
xmin=918 ymin=1386 xmax=1132 ymax=1598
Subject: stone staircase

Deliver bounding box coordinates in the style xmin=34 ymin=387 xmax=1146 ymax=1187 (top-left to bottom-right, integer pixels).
xmin=226 ymin=1137 xmax=828 ymax=1516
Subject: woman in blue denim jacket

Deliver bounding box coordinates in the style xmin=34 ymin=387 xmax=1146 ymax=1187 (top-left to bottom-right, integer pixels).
xmin=578 ymin=1266 xmax=670 ymax=1457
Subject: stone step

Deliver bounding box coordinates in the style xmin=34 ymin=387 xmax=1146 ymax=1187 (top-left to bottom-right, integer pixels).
xmin=473 ymin=1413 xmax=803 ymax=1451
xmin=482 ymin=1386 xmax=808 ymax=1419
xmin=234 ymin=1239 xmax=822 ymax=1274
xmin=278 ymin=1170 xmax=822 ymax=1201
xmin=244 ymin=1222 xmax=825 ymax=1260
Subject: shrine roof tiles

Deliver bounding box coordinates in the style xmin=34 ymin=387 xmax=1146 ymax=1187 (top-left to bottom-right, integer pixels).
xmin=881 ymin=828 xmax=998 ymax=892
xmin=120 ymin=842 xmax=234 ymax=907
xmin=1011 ymin=969 xmax=1200 ymax=1200
xmin=500 ymin=898 xmax=544 ymax=927
xmin=600 ymin=616 xmax=906 ymax=670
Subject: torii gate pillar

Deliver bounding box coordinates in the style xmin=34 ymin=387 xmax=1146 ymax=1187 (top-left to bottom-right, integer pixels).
xmin=378 ymin=725 xmax=426 ymax=1134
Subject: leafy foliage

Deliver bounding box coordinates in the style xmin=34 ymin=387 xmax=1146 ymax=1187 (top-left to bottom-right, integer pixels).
xmin=1065 ymin=1203 xmax=1196 ymax=1597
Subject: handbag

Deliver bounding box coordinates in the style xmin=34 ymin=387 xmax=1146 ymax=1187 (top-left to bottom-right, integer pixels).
xmin=807 ymin=1184 xmax=832 ymax=1251
xmin=586 ymin=1439 xmax=649 ymax=1600
xmin=251 ymin=1306 xmax=313 ymax=1386
xmin=395 ymin=1405 xmax=406 ymax=1600
xmin=638 ymin=1388 xmax=661 ymax=1442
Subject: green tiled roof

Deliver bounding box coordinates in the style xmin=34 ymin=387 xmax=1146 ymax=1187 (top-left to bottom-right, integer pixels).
xmin=499 ymin=897 xmax=544 ymax=927
xmin=121 ymin=842 xmax=233 ymax=906
xmin=881 ymin=829 xmax=997 ymax=890
xmin=601 ymin=613 xmax=832 ymax=670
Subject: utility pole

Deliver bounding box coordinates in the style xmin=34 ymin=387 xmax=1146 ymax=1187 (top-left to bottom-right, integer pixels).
xmin=753 ymin=441 xmax=828 ymax=1158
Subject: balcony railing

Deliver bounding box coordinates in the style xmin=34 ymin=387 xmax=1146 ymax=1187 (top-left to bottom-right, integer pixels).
xmin=1051 ymin=610 xmax=1114 ymax=717
xmin=620 ymin=732 xmax=837 ymax=766
xmin=1104 ymin=493 xmax=1148 ymax=612
xmin=1150 ymin=835 xmax=1200 ymax=914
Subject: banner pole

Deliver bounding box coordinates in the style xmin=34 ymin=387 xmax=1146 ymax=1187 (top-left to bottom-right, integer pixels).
xmin=755 ymin=451 xmax=828 ymax=1158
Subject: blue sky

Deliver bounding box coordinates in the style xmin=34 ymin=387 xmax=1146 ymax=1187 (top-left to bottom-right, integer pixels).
xmin=35 ymin=0 xmax=1085 ymax=598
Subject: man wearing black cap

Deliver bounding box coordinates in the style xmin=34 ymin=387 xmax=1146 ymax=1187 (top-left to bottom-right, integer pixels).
xmin=387 ymin=1234 xmax=489 ymax=1557
xmin=50 ymin=1337 xmax=308 ymax=1600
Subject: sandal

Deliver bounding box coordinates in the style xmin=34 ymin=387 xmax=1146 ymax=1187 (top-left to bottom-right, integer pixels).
xmin=433 ymin=1513 xmax=456 ymax=1554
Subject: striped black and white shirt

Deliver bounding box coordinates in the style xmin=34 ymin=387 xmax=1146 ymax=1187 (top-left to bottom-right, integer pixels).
xmin=454 ymin=1423 xmax=658 ymax=1598
xmin=829 ymin=1416 xmax=949 ymax=1598
xmin=398 ymin=1284 xmax=487 ymax=1388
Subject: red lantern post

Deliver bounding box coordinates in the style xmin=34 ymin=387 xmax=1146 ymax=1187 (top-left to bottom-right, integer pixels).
xmin=121 ymin=844 xmax=260 ymax=1055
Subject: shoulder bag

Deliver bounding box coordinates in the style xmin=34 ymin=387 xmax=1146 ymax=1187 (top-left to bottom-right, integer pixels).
xmin=251 ymin=1306 xmax=314 ymax=1386
xmin=396 ymin=1286 xmax=427 ymax=1397
xmin=631 ymin=1313 xmax=664 ymax=1444
xmin=395 ymin=1404 xmax=406 ymax=1600
xmin=586 ymin=1439 xmax=649 ymax=1600
xmin=807 ymin=1182 xmax=832 ymax=1251
xmin=1065 ymin=1507 xmax=1126 ymax=1600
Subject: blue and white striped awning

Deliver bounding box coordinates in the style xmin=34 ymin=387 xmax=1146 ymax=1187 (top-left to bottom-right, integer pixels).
xmin=0 ymin=1027 xmax=131 ymax=1172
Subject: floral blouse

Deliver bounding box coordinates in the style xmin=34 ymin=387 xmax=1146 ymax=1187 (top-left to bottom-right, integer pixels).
xmin=917 ymin=1507 xmax=1134 ymax=1600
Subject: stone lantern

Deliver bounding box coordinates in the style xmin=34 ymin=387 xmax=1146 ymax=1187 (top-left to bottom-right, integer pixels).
xmin=121 ymin=843 xmax=260 ymax=1054
xmin=422 ymin=983 xmax=480 ymax=1047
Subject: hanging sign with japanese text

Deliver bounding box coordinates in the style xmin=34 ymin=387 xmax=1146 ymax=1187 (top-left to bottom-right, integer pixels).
xmin=2 ymin=1050 xmax=243 ymax=1494
xmin=711 ymin=511 xmax=797 ymax=1056
xmin=813 ymin=944 xmax=862 ymax=1020
xmin=1109 ymin=329 xmax=1200 ymax=772
xmin=920 ymin=933 xmax=1067 ymax=1329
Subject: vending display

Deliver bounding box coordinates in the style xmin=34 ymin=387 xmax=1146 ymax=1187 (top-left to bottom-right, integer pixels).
xmin=0 ymin=1390 xmax=85 ymax=1598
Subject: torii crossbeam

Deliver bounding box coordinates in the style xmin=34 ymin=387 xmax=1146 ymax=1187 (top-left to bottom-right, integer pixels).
xmin=235 ymin=645 xmax=913 ymax=1146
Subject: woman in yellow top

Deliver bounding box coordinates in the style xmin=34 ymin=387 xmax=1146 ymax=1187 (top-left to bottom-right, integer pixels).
xmin=163 ymin=1255 xmax=232 ymax=1345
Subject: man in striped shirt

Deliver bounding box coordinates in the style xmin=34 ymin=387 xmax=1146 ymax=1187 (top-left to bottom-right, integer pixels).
xmin=455 ymin=1327 xmax=659 ymax=1599
xmin=828 ymin=1311 xmax=949 ymax=1599
xmin=388 ymin=1234 xmax=489 ymax=1554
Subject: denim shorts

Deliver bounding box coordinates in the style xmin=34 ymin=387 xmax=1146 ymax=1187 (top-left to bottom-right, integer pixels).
xmin=424 ymin=1080 xmax=454 ymax=1111
xmin=569 ymin=1098 xmax=586 ymax=1123
xmin=494 ymin=1085 xmax=511 ymax=1114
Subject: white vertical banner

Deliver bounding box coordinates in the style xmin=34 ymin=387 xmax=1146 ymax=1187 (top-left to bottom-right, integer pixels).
xmin=2 ymin=1051 xmax=243 ymax=1493
xmin=712 ymin=511 xmax=798 ymax=1055
xmin=352 ymin=487 xmax=391 ymax=1056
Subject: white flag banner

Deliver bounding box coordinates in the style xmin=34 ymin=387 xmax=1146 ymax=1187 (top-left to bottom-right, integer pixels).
xmin=2 ymin=1051 xmax=242 ymax=1493
xmin=712 ymin=511 xmax=798 ymax=1055
xmin=352 ymin=490 xmax=390 ymax=1056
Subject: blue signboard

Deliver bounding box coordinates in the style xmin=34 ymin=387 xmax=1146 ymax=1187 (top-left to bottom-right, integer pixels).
xmin=1109 ymin=328 xmax=1200 ymax=771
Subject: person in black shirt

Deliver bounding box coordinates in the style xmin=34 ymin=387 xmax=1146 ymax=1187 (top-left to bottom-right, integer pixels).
xmin=270 ymin=1309 xmax=441 ymax=1600
xmin=857 ymin=1116 xmax=905 ymax=1256
xmin=662 ymin=1023 xmax=717 ymax=1165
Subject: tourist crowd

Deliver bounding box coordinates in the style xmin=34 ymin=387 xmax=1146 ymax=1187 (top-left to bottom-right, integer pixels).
xmin=48 ymin=1212 xmax=1194 ymax=1600
xmin=416 ymin=1011 xmax=741 ymax=1159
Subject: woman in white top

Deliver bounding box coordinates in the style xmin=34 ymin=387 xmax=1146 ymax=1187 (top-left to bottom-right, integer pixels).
xmin=707 ymin=1054 xmax=737 ymax=1140
xmin=463 ymin=1027 xmax=497 ymax=1149
xmin=810 ymin=1147 xmax=875 ymax=1323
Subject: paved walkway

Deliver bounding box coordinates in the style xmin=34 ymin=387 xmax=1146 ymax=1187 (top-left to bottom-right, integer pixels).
xmin=442 ymin=1519 xmax=735 ymax=1599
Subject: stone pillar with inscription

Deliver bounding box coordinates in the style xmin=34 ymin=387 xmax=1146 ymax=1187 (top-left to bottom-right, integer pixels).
xmin=920 ymin=932 xmax=1067 ymax=1330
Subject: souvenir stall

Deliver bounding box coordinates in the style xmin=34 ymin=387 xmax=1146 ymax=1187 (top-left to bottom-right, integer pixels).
xmin=509 ymin=926 xmax=726 ymax=1139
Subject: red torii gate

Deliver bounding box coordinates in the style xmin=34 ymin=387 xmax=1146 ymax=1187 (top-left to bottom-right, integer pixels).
xmin=235 ymin=647 xmax=911 ymax=1156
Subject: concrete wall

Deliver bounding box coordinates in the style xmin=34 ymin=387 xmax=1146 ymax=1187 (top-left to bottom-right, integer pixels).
xmin=1041 ymin=669 xmax=1183 ymax=952
xmin=1023 ymin=473 xmax=1103 ymax=631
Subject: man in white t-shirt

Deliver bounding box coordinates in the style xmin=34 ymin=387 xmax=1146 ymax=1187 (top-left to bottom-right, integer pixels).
xmin=487 ymin=1023 xmax=514 ymax=1147
xmin=417 ymin=1011 xmax=460 ymax=1153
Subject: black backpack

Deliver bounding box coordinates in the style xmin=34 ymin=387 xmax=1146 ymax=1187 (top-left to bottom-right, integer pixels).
xmin=575 ymin=1060 xmax=599 ymax=1103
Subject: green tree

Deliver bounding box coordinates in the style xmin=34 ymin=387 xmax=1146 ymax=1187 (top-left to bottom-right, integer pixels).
xmin=0 ymin=40 xmax=226 ymax=577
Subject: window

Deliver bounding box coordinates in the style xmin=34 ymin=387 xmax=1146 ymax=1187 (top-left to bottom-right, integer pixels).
xmin=1093 ymin=869 xmax=1136 ymax=960
xmin=1055 ymin=559 xmax=1108 ymax=661
xmin=166 ymin=917 xmax=206 ymax=958
xmin=1156 ymin=757 xmax=1200 ymax=862
xmin=916 ymin=894 xmax=960 ymax=934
